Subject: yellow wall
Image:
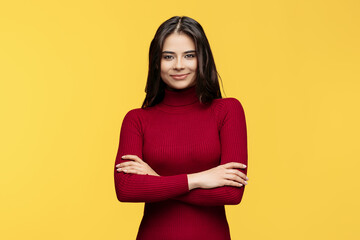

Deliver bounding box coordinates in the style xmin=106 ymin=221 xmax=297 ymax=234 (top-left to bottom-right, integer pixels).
xmin=1 ymin=0 xmax=359 ymax=239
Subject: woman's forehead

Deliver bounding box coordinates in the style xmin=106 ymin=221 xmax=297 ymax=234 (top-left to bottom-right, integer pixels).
xmin=162 ymin=33 xmax=195 ymax=52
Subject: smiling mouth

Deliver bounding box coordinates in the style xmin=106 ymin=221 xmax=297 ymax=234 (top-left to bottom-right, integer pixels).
xmin=171 ymin=74 xmax=189 ymax=77
xmin=170 ymin=73 xmax=190 ymax=80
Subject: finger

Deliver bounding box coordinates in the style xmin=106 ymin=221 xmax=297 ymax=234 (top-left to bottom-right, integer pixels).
xmin=224 ymin=179 xmax=243 ymax=187
xmin=122 ymin=154 xmax=145 ymax=164
xmin=116 ymin=159 xmax=136 ymax=168
xmin=120 ymin=167 xmax=146 ymax=175
xmin=132 ymin=156 xmax=145 ymax=164
xmin=117 ymin=165 xmax=142 ymax=172
xmin=224 ymin=162 xmax=247 ymax=169
xmin=227 ymin=169 xmax=249 ymax=181
xmin=225 ymin=173 xmax=248 ymax=185
xmin=117 ymin=161 xmax=141 ymax=168
xmin=122 ymin=154 xmax=140 ymax=160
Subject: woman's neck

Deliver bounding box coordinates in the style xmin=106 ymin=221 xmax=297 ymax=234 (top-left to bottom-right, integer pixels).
xmin=161 ymin=85 xmax=199 ymax=107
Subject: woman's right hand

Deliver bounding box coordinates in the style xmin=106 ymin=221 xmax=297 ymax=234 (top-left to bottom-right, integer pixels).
xmin=187 ymin=162 xmax=248 ymax=190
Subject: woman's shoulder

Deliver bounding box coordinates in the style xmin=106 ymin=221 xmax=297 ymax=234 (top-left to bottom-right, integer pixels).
xmin=123 ymin=107 xmax=148 ymax=120
xmin=125 ymin=107 xmax=143 ymax=115
xmin=122 ymin=106 xmax=156 ymax=125
xmin=211 ymin=97 xmax=245 ymax=113
xmin=210 ymin=97 xmax=246 ymax=127
xmin=125 ymin=104 xmax=157 ymax=114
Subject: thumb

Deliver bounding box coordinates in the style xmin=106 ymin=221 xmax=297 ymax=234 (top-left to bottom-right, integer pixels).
xmin=133 ymin=155 xmax=144 ymax=163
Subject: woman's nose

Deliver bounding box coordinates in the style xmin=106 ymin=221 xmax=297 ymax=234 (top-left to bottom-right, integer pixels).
xmin=174 ymin=58 xmax=185 ymax=70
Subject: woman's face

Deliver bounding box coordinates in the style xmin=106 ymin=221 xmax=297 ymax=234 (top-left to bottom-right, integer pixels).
xmin=160 ymin=32 xmax=197 ymax=90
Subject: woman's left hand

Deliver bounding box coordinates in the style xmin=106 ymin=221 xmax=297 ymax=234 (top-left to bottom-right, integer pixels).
xmin=116 ymin=155 xmax=160 ymax=176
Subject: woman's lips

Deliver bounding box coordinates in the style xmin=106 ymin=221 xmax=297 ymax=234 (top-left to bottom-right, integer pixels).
xmin=170 ymin=73 xmax=190 ymax=80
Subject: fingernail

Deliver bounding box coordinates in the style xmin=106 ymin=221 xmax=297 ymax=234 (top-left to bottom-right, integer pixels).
xmin=243 ymin=164 xmax=247 ymax=168
xmin=121 ymin=155 xmax=125 ymax=159
xmin=246 ymin=177 xmax=249 ymax=180
xmin=244 ymin=181 xmax=248 ymax=185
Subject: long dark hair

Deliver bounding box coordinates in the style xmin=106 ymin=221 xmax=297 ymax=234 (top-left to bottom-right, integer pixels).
xmin=141 ymin=16 xmax=225 ymax=108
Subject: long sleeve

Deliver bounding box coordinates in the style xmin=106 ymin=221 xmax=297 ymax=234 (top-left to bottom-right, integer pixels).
xmin=114 ymin=109 xmax=190 ymax=203
xmin=171 ymin=98 xmax=248 ymax=206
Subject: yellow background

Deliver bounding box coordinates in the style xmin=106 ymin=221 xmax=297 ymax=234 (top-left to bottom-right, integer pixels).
xmin=1 ymin=0 xmax=359 ymax=239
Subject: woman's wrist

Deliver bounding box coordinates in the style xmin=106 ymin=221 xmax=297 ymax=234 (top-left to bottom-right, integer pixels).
xmin=187 ymin=173 xmax=201 ymax=190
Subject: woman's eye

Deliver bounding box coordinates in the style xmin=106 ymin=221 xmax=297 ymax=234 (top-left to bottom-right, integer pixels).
xmin=163 ymin=55 xmax=173 ymax=60
xmin=185 ymin=54 xmax=196 ymax=58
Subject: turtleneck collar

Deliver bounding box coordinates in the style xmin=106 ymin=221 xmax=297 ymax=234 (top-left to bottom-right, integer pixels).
xmin=161 ymin=85 xmax=199 ymax=107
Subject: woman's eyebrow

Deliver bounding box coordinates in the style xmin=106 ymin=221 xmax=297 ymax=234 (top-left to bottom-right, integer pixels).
xmin=162 ymin=50 xmax=196 ymax=54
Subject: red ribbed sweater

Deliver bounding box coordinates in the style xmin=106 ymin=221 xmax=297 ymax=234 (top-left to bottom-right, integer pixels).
xmin=114 ymin=85 xmax=248 ymax=240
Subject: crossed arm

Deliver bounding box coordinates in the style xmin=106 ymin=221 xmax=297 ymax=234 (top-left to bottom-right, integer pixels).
xmin=114 ymin=98 xmax=248 ymax=206
xmin=116 ymin=155 xmax=248 ymax=206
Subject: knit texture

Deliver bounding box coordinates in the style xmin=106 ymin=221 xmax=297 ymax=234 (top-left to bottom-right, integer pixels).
xmin=114 ymin=85 xmax=248 ymax=240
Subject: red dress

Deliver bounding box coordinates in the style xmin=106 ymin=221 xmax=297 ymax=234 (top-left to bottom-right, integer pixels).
xmin=114 ymin=85 xmax=248 ymax=240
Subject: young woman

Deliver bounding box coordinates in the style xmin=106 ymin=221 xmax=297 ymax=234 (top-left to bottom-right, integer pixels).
xmin=114 ymin=16 xmax=249 ymax=240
